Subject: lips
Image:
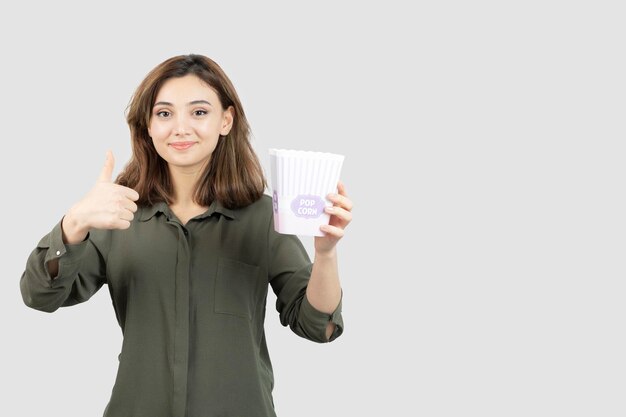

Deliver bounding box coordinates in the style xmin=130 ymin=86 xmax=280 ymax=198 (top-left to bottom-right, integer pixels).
xmin=169 ymin=142 xmax=196 ymax=150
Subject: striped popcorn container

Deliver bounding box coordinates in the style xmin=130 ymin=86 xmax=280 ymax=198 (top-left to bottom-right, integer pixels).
xmin=269 ymin=149 xmax=345 ymax=236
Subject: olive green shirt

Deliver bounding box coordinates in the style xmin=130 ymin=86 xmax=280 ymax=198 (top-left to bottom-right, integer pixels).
xmin=20 ymin=195 xmax=343 ymax=417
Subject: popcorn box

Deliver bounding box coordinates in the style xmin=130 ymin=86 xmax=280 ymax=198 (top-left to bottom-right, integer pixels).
xmin=269 ymin=149 xmax=345 ymax=236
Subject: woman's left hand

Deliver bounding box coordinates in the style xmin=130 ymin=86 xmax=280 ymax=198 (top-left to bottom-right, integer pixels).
xmin=315 ymin=181 xmax=353 ymax=255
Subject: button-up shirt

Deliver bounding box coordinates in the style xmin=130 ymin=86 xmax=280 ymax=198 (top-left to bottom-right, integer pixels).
xmin=20 ymin=195 xmax=343 ymax=417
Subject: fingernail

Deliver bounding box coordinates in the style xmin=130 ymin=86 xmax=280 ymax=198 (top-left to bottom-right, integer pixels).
xmin=325 ymin=206 xmax=334 ymax=213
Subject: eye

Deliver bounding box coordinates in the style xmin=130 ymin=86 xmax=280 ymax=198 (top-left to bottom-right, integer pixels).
xmin=193 ymin=109 xmax=208 ymax=117
xmin=156 ymin=110 xmax=171 ymax=118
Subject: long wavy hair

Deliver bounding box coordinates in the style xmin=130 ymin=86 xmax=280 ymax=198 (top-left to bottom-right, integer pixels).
xmin=116 ymin=54 xmax=266 ymax=209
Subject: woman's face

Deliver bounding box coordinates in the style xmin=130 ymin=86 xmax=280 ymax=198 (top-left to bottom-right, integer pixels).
xmin=148 ymin=74 xmax=233 ymax=174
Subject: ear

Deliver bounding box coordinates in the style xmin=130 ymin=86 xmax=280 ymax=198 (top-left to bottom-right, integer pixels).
xmin=220 ymin=106 xmax=234 ymax=136
xmin=147 ymin=118 xmax=153 ymax=138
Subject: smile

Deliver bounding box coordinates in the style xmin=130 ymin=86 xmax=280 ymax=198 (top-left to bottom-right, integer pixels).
xmin=169 ymin=142 xmax=196 ymax=150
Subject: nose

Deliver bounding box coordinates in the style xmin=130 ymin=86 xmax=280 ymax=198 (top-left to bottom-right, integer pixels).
xmin=174 ymin=115 xmax=191 ymax=136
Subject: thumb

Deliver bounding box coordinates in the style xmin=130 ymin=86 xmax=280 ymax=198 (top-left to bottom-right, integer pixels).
xmin=98 ymin=150 xmax=115 ymax=182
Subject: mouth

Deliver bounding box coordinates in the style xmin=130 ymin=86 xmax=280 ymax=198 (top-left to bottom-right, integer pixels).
xmin=169 ymin=141 xmax=196 ymax=150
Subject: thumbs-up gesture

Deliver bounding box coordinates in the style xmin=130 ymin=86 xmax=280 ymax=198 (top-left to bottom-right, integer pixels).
xmin=62 ymin=151 xmax=140 ymax=244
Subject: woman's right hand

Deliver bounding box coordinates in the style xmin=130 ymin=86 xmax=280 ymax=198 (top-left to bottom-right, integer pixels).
xmin=62 ymin=151 xmax=140 ymax=244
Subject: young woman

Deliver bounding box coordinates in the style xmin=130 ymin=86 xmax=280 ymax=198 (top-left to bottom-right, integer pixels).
xmin=20 ymin=54 xmax=352 ymax=417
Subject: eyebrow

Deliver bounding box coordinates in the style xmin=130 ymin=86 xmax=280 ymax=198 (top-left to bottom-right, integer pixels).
xmin=153 ymin=100 xmax=213 ymax=108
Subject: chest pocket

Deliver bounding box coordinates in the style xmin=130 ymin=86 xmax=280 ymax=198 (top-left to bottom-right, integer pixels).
xmin=214 ymin=257 xmax=262 ymax=320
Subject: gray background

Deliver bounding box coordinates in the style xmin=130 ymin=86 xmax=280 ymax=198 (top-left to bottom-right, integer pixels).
xmin=2 ymin=1 xmax=625 ymax=416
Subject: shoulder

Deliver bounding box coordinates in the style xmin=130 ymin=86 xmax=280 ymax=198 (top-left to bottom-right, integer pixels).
xmin=220 ymin=194 xmax=274 ymax=236
xmin=232 ymin=193 xmax=273 ymax=220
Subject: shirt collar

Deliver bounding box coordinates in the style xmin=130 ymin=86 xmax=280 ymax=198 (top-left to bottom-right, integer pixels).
xmin=138 ymin=200 xmax=236 ymax=222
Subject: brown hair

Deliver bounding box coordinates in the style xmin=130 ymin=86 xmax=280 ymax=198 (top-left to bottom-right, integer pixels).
xmin=116 ymin=54 xmax=266 ymax=209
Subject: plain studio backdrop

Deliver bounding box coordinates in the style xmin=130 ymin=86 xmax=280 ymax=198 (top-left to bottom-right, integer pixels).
xmin=1 ymin=1 xmax=625 ymax=416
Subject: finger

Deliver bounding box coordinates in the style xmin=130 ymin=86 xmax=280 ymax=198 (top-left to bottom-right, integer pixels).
xmin=327 ymin=192 xmax=353 ymax=212
xmin=320 ymin=224 xmax=345 ymax=239
xmin=98 ymin=150 xmax=115 ymax=183
xmin=104 ymin=218 xmax=131 ymax=230
xmin=324 ymin=206 xmax=353 ymax=224
xmin=121 ymin=200 xmax=138 ymax=213
xmin=337 ymin=181 xmax=348 ymax=196
xmin=115 ymin=219 xmax=132 ymax=230
xmin=116 ymin=185 xmax=140 ymax=201
xmin=119 ymin=209 xmax=135 ymax=222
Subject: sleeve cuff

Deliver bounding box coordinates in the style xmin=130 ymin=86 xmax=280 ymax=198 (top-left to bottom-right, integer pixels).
xmin=41 ymin=218 xmax=90 ymax=286
xmin=42 ymin=218 xmax=89 ymax=260
xmin=301 ymin=292 xmax=344 ymax=342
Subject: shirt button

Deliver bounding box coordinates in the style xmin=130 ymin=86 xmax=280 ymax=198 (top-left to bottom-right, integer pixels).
xmin=183 ymin=230 xmax=188 ymax=236
xmin=56 ymin=250 xmax=61 ymax=256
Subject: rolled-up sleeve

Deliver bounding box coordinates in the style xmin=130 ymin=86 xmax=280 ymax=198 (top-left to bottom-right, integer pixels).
xmin=267 ymin=219 xmax=344 ymax=343
xmin=20 ymin=218 xmax=109 ymax=313
xmin=299 ymin=292 xmax=343 ymax=342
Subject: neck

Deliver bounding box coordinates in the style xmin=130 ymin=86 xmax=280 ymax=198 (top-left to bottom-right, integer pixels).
xmin=169 ymin=164 xmax=204 ymax=207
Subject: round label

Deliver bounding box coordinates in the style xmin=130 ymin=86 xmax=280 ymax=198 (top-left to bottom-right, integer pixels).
xmin=290 ymin=195 xmax=325 ymax=219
